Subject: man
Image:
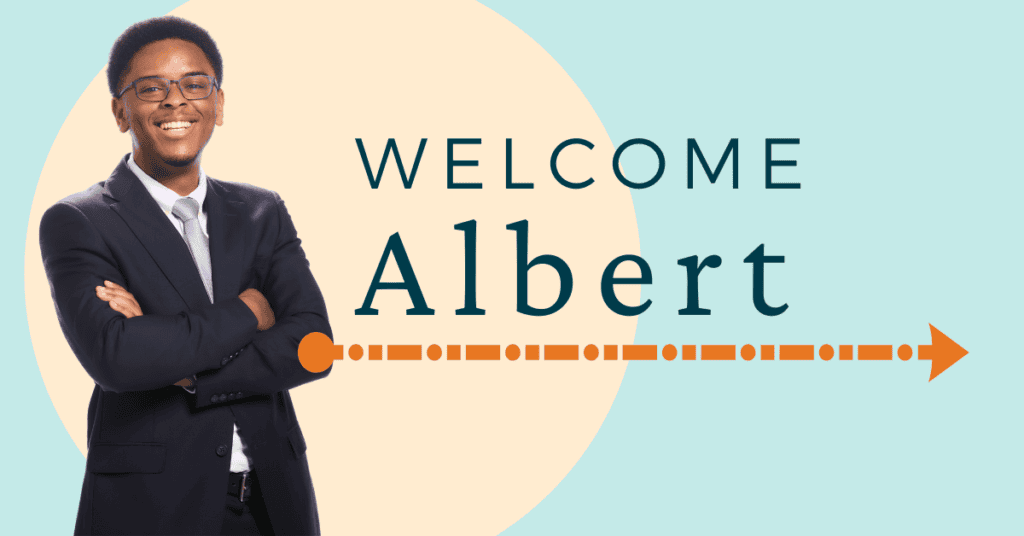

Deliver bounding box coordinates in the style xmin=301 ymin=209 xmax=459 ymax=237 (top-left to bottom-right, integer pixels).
xmin=38 ymin=16 xmax=332 ymax=535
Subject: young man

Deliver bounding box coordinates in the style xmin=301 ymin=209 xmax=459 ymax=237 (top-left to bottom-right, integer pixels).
xmin=38 ymin=16 xmax=332 ymax=535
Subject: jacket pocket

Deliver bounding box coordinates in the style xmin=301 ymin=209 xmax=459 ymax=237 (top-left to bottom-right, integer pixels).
xmin=86 ymin=443 xmax=166 ymax=474
xmin=287 ymin=424 xmax=307 ymax=459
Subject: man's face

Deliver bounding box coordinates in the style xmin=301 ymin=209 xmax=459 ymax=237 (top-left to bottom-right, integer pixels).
xmin=112 ymin=38 xmax=224 ymax=172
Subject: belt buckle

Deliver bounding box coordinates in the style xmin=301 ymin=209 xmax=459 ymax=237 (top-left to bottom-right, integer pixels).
xmin=238 ymin=472 xmax=249 ymax=503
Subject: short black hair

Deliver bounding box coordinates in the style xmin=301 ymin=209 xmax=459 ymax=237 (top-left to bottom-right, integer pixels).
xmin=107 ymin=16 xmax=223 ymax=98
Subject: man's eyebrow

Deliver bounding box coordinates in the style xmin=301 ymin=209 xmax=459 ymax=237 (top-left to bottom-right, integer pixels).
xmin=131 ymin=71 xmax=212 ymax=82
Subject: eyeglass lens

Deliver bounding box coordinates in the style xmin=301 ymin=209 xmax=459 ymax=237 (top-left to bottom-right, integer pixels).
xmin=135 ymin=76 xmax=214 ymax=101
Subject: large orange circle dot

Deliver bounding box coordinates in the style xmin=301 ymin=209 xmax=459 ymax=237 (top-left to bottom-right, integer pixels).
xmin=584 ymin=344 xmax=599 ymax=361
xmin=427 ymin=344 xmax=442 ymax=361
xmin=740 ymin=344 xmax=755 ymax=361
xmin=819 ymin=344 xmax=834 ymax=361
xmin=505 ymin=345 xmax=521 ymax=361
xmin=298 ymin=332 xmax=334 ymax=373
xmin=898 ymin=344 xmax=912 ymax=361
xmin=349 ymin=344 xmax=364 ymax=361
xmin=662 ymin=345 xmax=677 ymax=360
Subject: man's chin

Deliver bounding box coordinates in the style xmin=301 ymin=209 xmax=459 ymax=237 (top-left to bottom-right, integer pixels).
xmin=161 ymin=154 xmax=198 ymax=167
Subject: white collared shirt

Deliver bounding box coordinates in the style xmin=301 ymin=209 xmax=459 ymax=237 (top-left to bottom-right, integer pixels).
xmin=126 ymin=152 xmax=253 ymax=474
xmin=126 ymin=152 xmax=210 ymax=239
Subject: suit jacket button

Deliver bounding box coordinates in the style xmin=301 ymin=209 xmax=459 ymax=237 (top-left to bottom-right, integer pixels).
xmin=228 ymin=393 xmax=235 ymax=400
xmin=216 ymin=444 xmax=228 ymax=457
xmin=221 ymin=358 xmax=229 ymax=366
xmin=211 ymin=395 xmax=219 ymax=403
xmin=236 ymin=392 xmax=243 ymax=398
xmin=219 ymin=394 xmax=228 ymax=402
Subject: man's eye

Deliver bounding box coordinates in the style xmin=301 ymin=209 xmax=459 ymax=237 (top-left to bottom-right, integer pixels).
xmin=139 ymin=86 xmax=162 ymax=93
xmin=186 ymin=84 xmax=205 ymax=90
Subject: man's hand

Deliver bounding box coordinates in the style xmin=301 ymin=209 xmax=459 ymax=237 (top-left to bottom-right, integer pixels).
xmin=95 ymin=280 xmax=142 ymax=318
xmin=239 ymin=288 xmax=276 ymax=331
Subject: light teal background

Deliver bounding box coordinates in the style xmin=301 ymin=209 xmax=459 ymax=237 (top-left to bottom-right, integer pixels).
xmin=2 ymin=1 xmax=1020 ymax=534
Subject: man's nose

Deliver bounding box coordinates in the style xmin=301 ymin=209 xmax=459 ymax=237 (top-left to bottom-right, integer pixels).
xmin=161 ymin=80 xmax=188 ymax=107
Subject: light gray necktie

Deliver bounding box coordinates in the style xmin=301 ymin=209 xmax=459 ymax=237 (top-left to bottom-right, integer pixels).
xmin=171 ymin=197 xmax=249 ymax=470
xmin=171 ymin=197 xmax=214 ymax=303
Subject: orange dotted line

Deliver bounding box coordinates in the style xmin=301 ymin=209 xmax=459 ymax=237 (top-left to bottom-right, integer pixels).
xmin=298 ymin=333 xmax=921 ymax=373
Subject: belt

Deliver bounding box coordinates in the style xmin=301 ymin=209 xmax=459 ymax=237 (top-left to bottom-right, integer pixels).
xmin=227 ymin=471 xmax=254 ymax=503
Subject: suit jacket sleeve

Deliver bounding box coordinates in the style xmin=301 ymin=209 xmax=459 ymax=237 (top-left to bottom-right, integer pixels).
xmin=193 ymin=193 xmax=333 ymax=409
xmin=39 ymin=201 xmax=260 ymax=394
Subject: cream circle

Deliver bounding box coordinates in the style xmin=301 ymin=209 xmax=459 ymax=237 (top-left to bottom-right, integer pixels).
xmin=24 ymin=1 xmax=640 ymax=534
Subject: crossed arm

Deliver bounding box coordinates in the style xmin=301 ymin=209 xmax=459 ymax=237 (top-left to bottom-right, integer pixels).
xmin=41 ymin=194 xmax=333 ymax=405
xmin=95 ymin=281 xmax=276 ymax=388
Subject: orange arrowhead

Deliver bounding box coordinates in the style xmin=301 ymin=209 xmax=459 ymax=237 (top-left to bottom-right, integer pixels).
xmin=918 ymin=324 xmax=968 ymax=381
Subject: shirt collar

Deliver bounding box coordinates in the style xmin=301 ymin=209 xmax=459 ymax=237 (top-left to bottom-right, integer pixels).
xmin=126 ymin=151 xmax=208 ymax=216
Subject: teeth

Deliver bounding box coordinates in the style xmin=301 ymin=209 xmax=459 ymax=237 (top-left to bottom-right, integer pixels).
xmin=161 ymin=121 xmax=192 ymax=130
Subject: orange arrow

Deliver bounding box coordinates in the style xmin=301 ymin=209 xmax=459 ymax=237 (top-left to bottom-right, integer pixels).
xmin=299 ymin=324 xmax=969 ymax=382
xmin=918 ymin=324 xmax=968 ymax=381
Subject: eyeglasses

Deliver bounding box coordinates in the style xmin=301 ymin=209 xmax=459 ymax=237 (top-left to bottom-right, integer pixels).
xmin=117 ymin=75 xmax=218 ymax=102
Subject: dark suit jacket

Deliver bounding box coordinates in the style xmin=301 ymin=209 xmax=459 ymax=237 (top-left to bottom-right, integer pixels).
xmin=39 ymin=155 xmax=333 ymax=535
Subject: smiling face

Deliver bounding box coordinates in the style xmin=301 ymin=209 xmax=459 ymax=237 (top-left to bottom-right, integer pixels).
xmin=112 ymin=38 xmax=224 ymax=177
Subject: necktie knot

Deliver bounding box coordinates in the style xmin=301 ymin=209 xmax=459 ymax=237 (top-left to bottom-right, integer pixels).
xmin=172 ymin=197 xmax=200 ymax=222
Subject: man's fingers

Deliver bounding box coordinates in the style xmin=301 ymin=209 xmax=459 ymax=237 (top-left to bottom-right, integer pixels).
xmin=96 ymin=286 xmax=136 ymax=302
xmin=108 ymin=299 xmax=125 ymax=314
xmin=126 ymin=301 xmax=142 ymax=317
xmin=101 ymin=281 xmax=137 ymax=301
xmin=95 ymin=286 xmax=114 ymax=302
xmin=96 ymin=286 xmax=142 ymax=318
xmin=102 ymin=286 xmax=133 ymax=299
xmin=109 ymin=298 xmax=140 ymax=319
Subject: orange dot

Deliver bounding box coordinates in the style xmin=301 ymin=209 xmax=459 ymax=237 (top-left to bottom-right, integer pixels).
xmin=898 ymin=344 xmax=912 ymax=361
xmin=506 ymin=345 xmax=521 ymax=360
xmin=584 ymin=344 xmax=599 ymax=361
xmin=427 ymin=344 xmax=442 ymax=361
xmin=740 ymin=344 xmax=755 ymax=361
xmin=662 ymin=345 xmax=677 ymax=360
xmin=297 ymin=332 xmax=334 ymax=373
xmin=819 ymin=344 xmax=834 ymax=361
xmin=349 ymin=344 xmax=363 ymax=361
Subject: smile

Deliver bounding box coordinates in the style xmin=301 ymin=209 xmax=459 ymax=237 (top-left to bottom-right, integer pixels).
xmin=159 ymin=121 xmax=195 ymax=131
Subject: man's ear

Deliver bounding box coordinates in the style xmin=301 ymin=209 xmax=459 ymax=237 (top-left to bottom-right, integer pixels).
xmin=111 ymin=97 xmax=130 ymax=133
xmin=215 ymin=88 xmax=225 ymax=126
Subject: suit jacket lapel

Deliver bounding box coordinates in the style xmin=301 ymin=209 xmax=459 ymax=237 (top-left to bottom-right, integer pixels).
xmin=103 ymin=156 xmax=215 ymax=311
xmin=204 ymin=178 xmax=248 ymax=304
